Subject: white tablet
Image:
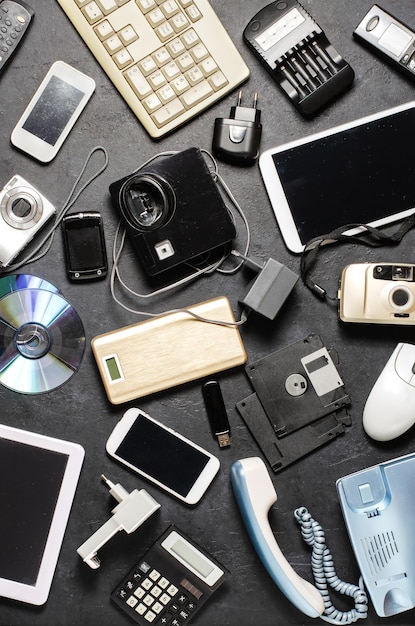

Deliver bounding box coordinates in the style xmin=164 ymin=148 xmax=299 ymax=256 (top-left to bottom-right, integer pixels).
xmin=259 ymin=100 xmax=415 ymax=253
xmin=0 ymin=424 xmax=84 ymax=605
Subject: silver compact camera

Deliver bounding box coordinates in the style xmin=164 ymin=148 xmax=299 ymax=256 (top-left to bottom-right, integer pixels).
xmin=0 ymin=175 xmax=56 ymax=268
xmin=338 ymin=263 xmax=415 ymax=325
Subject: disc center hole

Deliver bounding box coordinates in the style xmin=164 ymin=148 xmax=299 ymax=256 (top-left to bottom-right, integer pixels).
xmin=15 ymin=323 xmax=51 ymax=359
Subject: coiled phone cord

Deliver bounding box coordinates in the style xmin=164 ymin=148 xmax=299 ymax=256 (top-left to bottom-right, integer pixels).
xmin=294 ymin=507 xmax=368 ymax=625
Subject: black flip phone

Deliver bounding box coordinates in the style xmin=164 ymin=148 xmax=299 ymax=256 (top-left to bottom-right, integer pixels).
xmin=62 ymin=211 xmax=108 ymax=280
xmin=243 ymin=0 xmax=354 ymax=116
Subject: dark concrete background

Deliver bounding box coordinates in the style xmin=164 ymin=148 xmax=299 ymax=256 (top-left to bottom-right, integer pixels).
xmin=0 ymin=1 xmax=414 ymax=625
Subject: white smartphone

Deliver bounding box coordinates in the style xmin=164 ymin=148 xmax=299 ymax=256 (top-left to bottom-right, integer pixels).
xmin=11 ymin=60 xmax=95 ymax=163
xmin=106 ymin=408 xmax=220 ymax=505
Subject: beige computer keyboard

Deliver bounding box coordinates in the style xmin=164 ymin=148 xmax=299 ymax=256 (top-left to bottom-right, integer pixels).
xmin=56 ymin=0 xmax=250 ymax=138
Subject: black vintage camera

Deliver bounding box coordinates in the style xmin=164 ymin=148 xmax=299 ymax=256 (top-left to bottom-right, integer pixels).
xmin=109 ymin=147 xmax=236 ymax=276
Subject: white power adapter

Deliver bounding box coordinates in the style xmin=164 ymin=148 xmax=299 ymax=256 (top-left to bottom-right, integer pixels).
xmin=77 ymin=475 xmax=160 ymax=569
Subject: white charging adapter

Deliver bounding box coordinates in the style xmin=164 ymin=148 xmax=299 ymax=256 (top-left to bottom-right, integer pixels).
xmin=77 ymin=475 xmax=160 ymax=569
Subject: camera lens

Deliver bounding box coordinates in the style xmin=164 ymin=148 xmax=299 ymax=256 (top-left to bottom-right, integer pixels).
xmin=392 ymin=288 xmax=409 ymax=306
xmin=12 ymin=198 xmax=32 ymax=219
xmin=120 ymin=174 xmax=175 ymax=232
xmin=388 ymin=285 xmax=414 ymax=312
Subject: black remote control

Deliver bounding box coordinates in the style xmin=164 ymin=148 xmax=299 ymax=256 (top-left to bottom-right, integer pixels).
xmin=0 ymin=0 xmax=34 ymax=75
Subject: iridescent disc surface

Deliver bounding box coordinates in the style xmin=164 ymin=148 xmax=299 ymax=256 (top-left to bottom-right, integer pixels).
xmin=0 ymin=274 xmax=59 ymax=299
xmin=0 ymin=288 xmax=85 ymax=394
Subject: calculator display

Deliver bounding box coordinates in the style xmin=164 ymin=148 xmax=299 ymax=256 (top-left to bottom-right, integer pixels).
xmin=161 ymin=530 xmax=223 ymax=586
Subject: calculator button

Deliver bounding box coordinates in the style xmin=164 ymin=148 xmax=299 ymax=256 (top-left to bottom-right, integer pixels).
xmin=151 ymin=585 xmax=162 ymax=597
xmin=149 ymin=569 xmax=161 ymax=581
xmin=179 ymin=609 xmax=190 ymax=620
xmin=136 ymin=603 xmax=147 ymax=615
xmin=159 ymin=593 xmax=171 ymax=605
xmin=145 ymin=609 xmax=157 ymax=622
xmin=142 ymin=578 xmax=153 ymax=591
xmin=158 ymin=577 xmax=169 ymax=589
xmin=143 ymin=594 xmax=155 ymax=606
xmin=167 ymin=584 xmax=179 ymax=596
xmin=139 ymin=561 xmax=152 ymax=574
xmin=134 ymin=587 xmax=146 ymax=599
xmin=177 ymin=593 xmax=188 ymax=604
xmin=152 ymin=601 xmax=163 ymax=614
xmin=126 ymin=595 xmax=138 ymax=608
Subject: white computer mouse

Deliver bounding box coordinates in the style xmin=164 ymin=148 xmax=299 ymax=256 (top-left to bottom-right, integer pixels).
xmin=363 ymin=343 xmax=415 ymax=441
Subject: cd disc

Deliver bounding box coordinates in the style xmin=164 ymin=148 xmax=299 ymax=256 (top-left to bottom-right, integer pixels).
xmin=0 ymin=274 xmax=59 ymax=299
xmin=0 ymin=288 xmax=85 ymax=394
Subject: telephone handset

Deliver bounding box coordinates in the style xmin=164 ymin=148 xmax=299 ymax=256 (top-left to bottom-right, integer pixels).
xmin=230 ymin=457 xmax=324 ymax=618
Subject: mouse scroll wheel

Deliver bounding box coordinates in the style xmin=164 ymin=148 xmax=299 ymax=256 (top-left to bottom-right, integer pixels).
xmin=412 ymin=363 xmax=415 ymax=375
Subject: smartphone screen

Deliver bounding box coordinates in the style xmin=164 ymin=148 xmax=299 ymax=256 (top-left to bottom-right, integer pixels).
xmin=22 ymin=76 xmax=85 ymax=146
xmin=62 ymin=212 xmax=107 ymax=280
xmin=106 ymin=409 xmax=220 ymax=504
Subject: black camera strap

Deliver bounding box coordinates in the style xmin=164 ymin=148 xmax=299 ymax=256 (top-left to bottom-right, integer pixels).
xmin=300 ymin=213 xmax=415 ymax=301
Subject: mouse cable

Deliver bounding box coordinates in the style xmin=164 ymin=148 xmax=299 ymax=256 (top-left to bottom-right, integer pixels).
xmin=301 ymin=216 xmax=415 ymax=302
xmin=295 ymin=506 xmax=368 ymax=625
xmin=1 ymin=146 xmax=109 ymax=273
xmin=109 ymin=149 xmax=251 ymax=327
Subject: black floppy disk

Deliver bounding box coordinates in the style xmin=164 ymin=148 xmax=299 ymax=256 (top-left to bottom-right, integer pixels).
xmin=236 ymin=334 xmax=351 ymax=471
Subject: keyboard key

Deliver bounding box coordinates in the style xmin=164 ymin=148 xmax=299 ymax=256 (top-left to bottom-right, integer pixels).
xmin=94 ymin=19 xmax=113 ymax=40
xmin=96 ymin=0 xmax=117 ymax=14
xmin=82 ymin=2 xmax=103 ymax=23
xmin=124 ymin=66 xmax=152 ymax=98
xmin=180 ymin=79 xmax=212 ymax=108
xmin=152 ymin=97 xmax=184 ymax=126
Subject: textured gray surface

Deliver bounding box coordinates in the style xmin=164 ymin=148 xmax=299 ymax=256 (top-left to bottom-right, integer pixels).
xmin=0 ymin=1 xmax=414 ymax=624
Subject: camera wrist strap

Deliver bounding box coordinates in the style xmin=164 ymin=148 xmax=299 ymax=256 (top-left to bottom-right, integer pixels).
xmin=300 ymin=213 xmax=415 ymax=301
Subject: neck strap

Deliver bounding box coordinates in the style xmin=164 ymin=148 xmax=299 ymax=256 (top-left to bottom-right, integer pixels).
xmin=300 ymin=215 xmax=415 ymax=301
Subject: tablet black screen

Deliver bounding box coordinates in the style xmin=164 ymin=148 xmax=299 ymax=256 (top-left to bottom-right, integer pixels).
xmin=271 ymin=107 xmax=415 ymax=244
xmin=0 ymin=439 xmax=68 ymax=585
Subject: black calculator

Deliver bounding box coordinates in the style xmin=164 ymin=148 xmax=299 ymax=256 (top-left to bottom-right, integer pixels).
xmin=111 ymin=525 xmax=228 ymax=625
